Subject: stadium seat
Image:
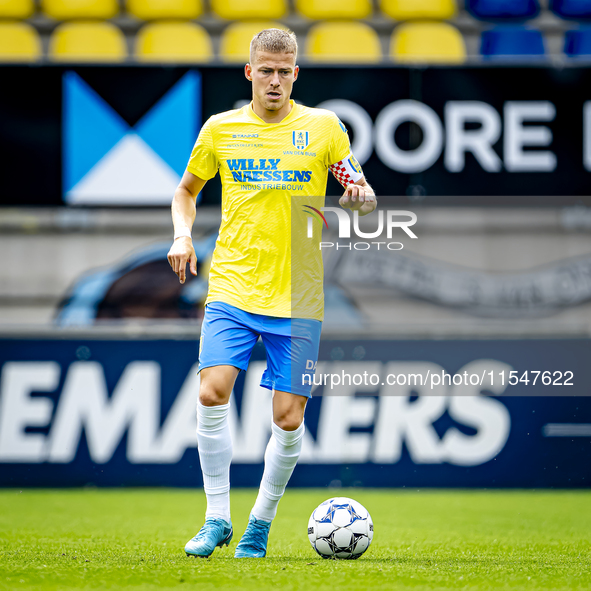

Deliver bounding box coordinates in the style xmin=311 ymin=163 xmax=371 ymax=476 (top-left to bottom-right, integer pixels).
xmin=305 ymin=21 xmax=382 ymax=63
xmin=126 ymin=0 xmax=203 ymax=21
xmin=564 ymin=28 xmax=591 ymax=57
xmin=0 ymin=22 xmax=40 ymax=61
xmin=135 ymin=22 xmax=212 ymax=62
xmin=211 ymin=0 xmax=286 ymax=20
xmin=551 ymin=0 xmax=591 ymax=20
xmin=380 ymin=0 xmax=456 ymax=20
xmin=467 ymin=0 xmax=540 ymax=21
xmin=0 ymin=0 xmax=34 ymax=19
xmin=49 ymin=22 xmax=127 ymax=62
xmin=295 ymin=0 xmax=372 ymax=20
xmin=390 ymin=22 xmax=466 ymax=63
xmin=220 ymin=21 xmax=287 ymax=63
xmin=42 ymin=0 xmax=118 ymax=20
xmin=480 ymin=26 xmax=546 ymax=59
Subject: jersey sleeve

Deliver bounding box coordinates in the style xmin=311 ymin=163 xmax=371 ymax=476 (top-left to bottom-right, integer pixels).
xmin=327 ymin=114 xmax=352 ymax=167
xmin=327 ymin=114 xmax=365 ymax=188
xmin=186 ymin=119 xmax=219 ymax=180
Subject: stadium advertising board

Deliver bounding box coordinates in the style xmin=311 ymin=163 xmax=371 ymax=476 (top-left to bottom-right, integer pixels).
xmin=1 ymin=65 xmax=591 ymax=206
xmin=1 ymin=338 xmax=589 ymax=488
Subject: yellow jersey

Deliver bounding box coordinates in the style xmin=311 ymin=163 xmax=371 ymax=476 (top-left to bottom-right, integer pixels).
xmin=186 ymin=100 xmax=353 ymax=321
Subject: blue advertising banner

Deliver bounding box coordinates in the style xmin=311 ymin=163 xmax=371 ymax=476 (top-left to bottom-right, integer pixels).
xmin=0 ymin=338 xmax=589 ymax=488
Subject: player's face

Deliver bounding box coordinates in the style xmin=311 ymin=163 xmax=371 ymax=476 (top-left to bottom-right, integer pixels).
xmin=246 ymin=52 xmax=299 ymax=117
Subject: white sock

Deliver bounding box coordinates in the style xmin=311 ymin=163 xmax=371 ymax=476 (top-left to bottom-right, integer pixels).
xmin=251 ymin=421 xmax=305 ymax=523
xmin=196 ymin=401 xmax=232 ymax=523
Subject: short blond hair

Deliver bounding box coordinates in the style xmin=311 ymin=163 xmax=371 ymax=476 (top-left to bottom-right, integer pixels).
xmin=250 ymin=28 xmax=298 ymax=64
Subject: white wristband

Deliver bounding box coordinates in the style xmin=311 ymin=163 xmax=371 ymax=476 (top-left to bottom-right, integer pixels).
xmin=174 ymin=227 xmax=192 ymax=241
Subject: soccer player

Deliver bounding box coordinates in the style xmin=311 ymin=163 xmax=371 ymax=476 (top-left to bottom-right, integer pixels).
xmin=167 ymin=28 xmax=376 ymax=559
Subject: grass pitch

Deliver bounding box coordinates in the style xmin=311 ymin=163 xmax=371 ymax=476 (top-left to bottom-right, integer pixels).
xmin=1 ymin=489 xmax=590 ymax=590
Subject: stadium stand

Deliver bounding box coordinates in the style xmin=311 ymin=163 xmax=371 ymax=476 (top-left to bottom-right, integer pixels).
xmin=41 ymin=0 xmax=119 ymax=20
xmin=391 ymin=21 xmax=466 ymax=62
xmin=210 ymin=0 xmax=287 ymax=20
xmin=0 ymin=0 xmax=34 ymax=19
xmin=380 ymin=0 xmax=457 ymax=21
xmin=49 ymin=21 xmax=127 ymax=61
xmin=551 ymin=0 xmax=591 ymax=19
xmin=480 ymin=25 xmax=546 ymax=58
xmin=564 ymin=27 xmax=591 ymax=56
xmin=220 ymin=20 xmax=286 ymax=62
xmin=135 ymin=21 xmax=212 ymax=61
xmin=126 ymin=0 xmax=203 ymax=21
xmin=466 ymin=0 xmax=540 ymax=21
xmin=305 ymin=21 xmax=382 ymax=62
xmin=0 ymin=0 xmax=589 ymax=62
xmin=295 ymin=0 xmax=372 ymax=20
xmin=0 ymin=21 xmax=40 ymax=61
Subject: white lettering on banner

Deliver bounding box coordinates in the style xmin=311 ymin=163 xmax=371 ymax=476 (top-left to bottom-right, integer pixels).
xmin=584 ymin=101 xmax=591 ymax=172
xmin=373 ymin=361 xmax=511 ymax=465
xmin=504 ymin=101 xmax=557 ymax=172
xmin=0 ymin=362 xmax=59 ymax=462
xmin=375 ymin=100 xmax=444 ymax=173
xmin=372 ymin=362 xmax=448 ymax=464
xmin=314 ymin=362 xmax=381 ymax=463
xmin=316 ymin=98 xmax=559 ymax=174
xmin=443 ymin=360 xmax=512 ymax=466
xmin=444 ymin=101 xmax=503 ymax=173
xmin=298 ymin=360 xmax=510 ymax=466
xmin=48 ymin=361 xmax=160 ymax=463
xmin=149 ymin=363 xmax=199 ymax=463
xmin=0 ymin=358 xmax=512 ymax=467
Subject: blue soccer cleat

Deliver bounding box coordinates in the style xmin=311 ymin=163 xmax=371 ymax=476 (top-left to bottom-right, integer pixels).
xmin=234 ymin=515 xmax=272 ymax=558
xmin=185 ymin=518 xmax=233 ymax=558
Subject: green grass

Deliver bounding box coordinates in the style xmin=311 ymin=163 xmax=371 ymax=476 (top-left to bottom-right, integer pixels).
xmin=1 ymin=489 xmax=590 ymax=590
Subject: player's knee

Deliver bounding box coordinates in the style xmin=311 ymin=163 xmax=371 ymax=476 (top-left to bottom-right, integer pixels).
xmin=274 ymin=412 xmax=304 ymax=432
xmin=199 ymin=382 xmax=229 ymax=407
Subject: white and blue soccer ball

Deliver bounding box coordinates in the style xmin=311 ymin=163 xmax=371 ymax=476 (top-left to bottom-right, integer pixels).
xmin=307 ymin=497 xmax=374 ymax=559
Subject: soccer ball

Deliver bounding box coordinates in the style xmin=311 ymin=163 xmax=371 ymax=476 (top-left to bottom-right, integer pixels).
xmin=307 ymin=497 xmax=373 ymax=559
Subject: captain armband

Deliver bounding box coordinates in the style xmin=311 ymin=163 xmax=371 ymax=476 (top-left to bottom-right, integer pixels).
xmin=329 ymin=153 xmax=364 ymax=189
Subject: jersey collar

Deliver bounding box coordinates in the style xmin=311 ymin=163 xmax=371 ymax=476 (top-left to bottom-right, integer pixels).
xmin=246 ymin=100 xmax=299 ymax=125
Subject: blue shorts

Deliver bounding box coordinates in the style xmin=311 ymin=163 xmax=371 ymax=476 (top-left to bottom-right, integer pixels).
xmin=198 ymin=301 xmax=322 ymax=397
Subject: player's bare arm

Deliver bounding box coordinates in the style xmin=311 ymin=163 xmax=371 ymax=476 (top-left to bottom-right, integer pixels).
xmin=339 ymin=177 xmax=377 ymax=217
xmin=168 ymin=171 xmax=207 ymax=284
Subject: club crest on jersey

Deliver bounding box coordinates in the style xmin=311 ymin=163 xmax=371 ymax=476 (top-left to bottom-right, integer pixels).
xmin=348 ymin=154 xmax=362 ymax=174
xmin=292 ymin=130 xmax=309 ymax=150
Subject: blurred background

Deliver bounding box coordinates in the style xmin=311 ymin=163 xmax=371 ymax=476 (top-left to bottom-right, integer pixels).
xmin=1 ymin=0 xmax=591 ymax=489
xmin=2 ymin=0 xmax=591 ymax=63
